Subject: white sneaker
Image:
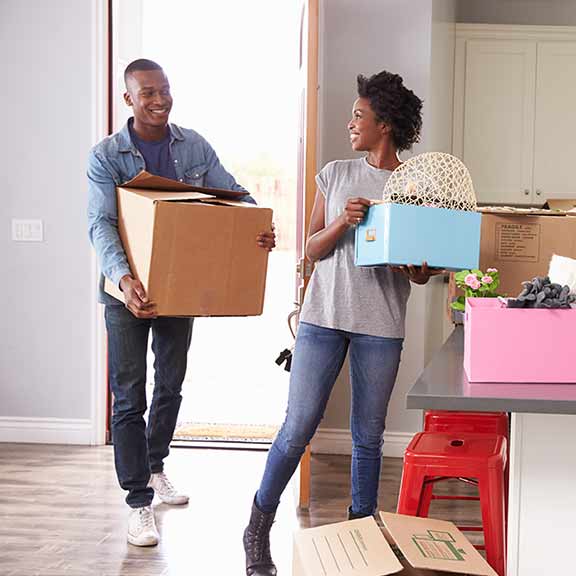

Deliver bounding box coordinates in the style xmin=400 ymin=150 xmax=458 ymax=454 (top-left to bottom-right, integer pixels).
xmin=148 ymin=472 xmax=189 ymax=505
xmin=127 ymin=505 xmax=159 ymax=547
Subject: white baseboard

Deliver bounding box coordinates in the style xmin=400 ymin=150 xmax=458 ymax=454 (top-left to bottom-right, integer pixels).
xmin=0 ymin=417 xmax=93 ymax=445
xmin=311 ymin=428 xmax=413 ymax=459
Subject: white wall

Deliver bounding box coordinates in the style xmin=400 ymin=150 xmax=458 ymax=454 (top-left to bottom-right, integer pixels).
xmin=313 ymin=0 xmax=456 ymax=456
xmin=425 ymin=0 xmax=457 ymax=364
xmin=318 ymin=0 xmax=433 ymax=166
xmin=0 ymin=0 xmax=456 ymax=448
xmin=457 ymin=0 xmax=576 ymax=26
xmin=0 ymin=0 xmax=106 ymax=443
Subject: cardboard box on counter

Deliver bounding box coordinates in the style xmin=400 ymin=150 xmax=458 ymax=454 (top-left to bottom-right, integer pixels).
xmin=478 ymin=205 xmax=576 ymax=297
xmin=355 ymin=203 xmax=481 ymax=271
xmin=104 ymin=171 xmax=273 ymax=317
xmin=293 ymin=513 xmax=497 ymax=576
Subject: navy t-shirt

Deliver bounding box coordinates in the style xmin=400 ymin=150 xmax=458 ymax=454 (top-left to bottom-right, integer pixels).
xmin=129 ymin=123 xmax=178 ymax=181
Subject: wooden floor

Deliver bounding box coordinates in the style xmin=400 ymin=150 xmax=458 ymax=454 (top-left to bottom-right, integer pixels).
xmin=0 ymin=444 xmax=480 ymax=575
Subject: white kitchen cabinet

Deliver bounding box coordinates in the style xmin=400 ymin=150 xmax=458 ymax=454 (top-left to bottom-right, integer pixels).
xmin=453 ymin=25 xmax=576 ymax=205
xmin=533 ymin=42 xmax=576 ymax=201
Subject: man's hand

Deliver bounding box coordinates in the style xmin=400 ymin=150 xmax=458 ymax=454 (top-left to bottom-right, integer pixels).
xmin=391 ymin=261 xmax=446 ymax=285
xmin=119 ymin=275 xmax=157 ymax=318
xmin=342 ymin=197 xmax=372 ymax=228
xmin=257 ymin=224 xmax=276 ymax=251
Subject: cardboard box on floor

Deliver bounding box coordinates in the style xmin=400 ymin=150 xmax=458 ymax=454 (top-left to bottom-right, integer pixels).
xmin=104 ymin=171 xmax=273 ymax=317
xmin=293 ymin=513 xmax=498 ymax=576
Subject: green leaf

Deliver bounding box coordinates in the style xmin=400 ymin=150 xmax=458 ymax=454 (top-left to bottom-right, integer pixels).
xmin=454 ymin=270 xmax=470 ymax=284
xmin=450 ymin=296 xmax=466 ymax=311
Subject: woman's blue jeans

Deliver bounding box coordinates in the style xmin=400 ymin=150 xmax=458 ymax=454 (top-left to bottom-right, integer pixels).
xmin=256 ymin=321 xmax=403 ymax=517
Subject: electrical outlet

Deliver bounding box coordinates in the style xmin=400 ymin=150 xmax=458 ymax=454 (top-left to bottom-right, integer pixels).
xmin=12 ymin=219 xmax=44 ymax=242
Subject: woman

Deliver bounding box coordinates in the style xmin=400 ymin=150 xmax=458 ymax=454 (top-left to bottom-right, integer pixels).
xmin=243 ymin=70 xmax=439 ymax=576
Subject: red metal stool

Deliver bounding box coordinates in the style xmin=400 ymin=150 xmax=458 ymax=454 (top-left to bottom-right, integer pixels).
xmin=424 ymin=410 xmax=509 ymax=437
xmin=423 ymin=411 xmax=510 ymax=519
xmin=397 ymin=432 xmax=507 ymax=576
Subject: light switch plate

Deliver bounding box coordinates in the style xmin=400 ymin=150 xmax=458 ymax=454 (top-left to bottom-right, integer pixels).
xmin=12 ymin=219 xmax=44 ymax=242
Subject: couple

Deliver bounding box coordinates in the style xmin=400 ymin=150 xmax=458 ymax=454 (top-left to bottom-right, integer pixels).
xmin=88 ymin=59 xmax=437 ymax=576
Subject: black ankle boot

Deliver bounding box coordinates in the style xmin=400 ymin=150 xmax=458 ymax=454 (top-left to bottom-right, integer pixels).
xmin=347 ymin=506 xmax=372 ymax=520
xmin=243 ymin=496 xmax=277 ymax=576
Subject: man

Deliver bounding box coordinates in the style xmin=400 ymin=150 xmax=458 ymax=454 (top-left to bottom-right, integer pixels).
xmin=88 ymin=59 xmax=275 ymax=547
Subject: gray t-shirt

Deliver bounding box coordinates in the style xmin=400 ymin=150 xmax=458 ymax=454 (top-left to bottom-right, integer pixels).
xmin=300 ymin=157 xmax=411 ymax=338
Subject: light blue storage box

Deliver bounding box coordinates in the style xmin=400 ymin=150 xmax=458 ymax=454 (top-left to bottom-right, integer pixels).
xmin=355 ymin=202 xmax=481 ymax=270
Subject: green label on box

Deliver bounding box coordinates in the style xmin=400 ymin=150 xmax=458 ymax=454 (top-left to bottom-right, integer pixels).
xmin=412 ymin=530 xmax=466 ymax=561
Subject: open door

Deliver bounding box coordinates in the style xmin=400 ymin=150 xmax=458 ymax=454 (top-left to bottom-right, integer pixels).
xmin=105 ymin=0 xmax=144 ymax=443
xmin=294 ymin=0 xmax=319 ymax=510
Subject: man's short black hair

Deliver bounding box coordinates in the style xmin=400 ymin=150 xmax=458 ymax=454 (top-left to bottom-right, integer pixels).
xmin=124 ymin=59 xmax=163 ymax=85
xmin=357 ymin=71 xmax=423 ymax=152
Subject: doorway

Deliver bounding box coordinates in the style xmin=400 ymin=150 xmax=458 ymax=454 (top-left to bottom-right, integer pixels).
xmin=111 ymin=0 xmax=300 ymax=443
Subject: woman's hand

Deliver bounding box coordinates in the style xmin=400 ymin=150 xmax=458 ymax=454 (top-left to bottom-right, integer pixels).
xmin=342 ymin=197 xmax=372 ymax=227
xmin=306 ymin=192 xmax=371 ymax=262
xmin=391 ymin=262 xmax=446 ymax=285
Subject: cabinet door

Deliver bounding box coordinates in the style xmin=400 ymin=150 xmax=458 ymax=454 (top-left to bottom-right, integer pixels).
xmin=533 ymin=42 xmax=576 ymax=200
xmin=461 ymin=40 xmax=536 ymax=204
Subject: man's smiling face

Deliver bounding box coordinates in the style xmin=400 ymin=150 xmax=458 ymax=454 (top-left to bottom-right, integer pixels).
xmin=124 ymin=69 xmax=173 ymax=132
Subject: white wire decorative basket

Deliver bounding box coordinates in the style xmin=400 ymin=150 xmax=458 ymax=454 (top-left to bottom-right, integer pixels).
xmin=381 ymin=152 xmax=477 ymax=212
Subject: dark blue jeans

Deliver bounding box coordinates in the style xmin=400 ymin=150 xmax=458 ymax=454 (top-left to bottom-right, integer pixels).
xmin=256 ymin=322 xmax=403 ymax=517
xmin=105 ymin=305 xmax=193 ymax=508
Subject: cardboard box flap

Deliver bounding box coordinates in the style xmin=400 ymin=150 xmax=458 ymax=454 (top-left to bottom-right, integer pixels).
xmin=294 ymin=517 xmax=403 ymax=576
xmin=379 ymin=513 xmax=498 ymax=576
xmin=117 ymin=192 xmax=260 ymax=207
xmin=122 ymin=170 xmax=249 ymax=199
xmin=479 ymin=206 xmax=567 ymax=216
xmin=542 ymin=198 xmax=576 ymax=212
xmin=120 ymin=188 xmax=215 ymax=202
xmin=196 ymin=198 xmax=260 ymax=207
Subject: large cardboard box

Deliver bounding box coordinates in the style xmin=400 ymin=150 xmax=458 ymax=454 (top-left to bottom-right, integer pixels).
xmin=479 ymin=207 xmax=576 ymax=297
xmin=355 ymin=203 xmax=481 ymax=271
xmin=464 ymin=298 xmax=576 ymax=383
xmin=104 ymin=171 xmax=273 ymax=317
xmin=293 ymin=513 xmax=497 ymax=576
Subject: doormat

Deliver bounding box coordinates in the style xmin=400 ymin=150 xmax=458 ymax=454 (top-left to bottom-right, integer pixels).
xmin=174 ymin=421 xmax=278 ymax=442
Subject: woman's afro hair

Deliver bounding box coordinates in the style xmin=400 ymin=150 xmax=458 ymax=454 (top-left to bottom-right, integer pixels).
xmin=357 ymin=71 xmax=423 ymax=152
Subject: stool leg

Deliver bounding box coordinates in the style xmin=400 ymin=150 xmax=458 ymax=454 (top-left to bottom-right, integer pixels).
xmin=397 ymin=465 xmax=427 ymax=516
xmin=417 ymin=479 xmax=434 ymax=517
xmin=504 ymin=465 xmax=509 ymax=525
xmin=479 ymin=467 xmax=506 ymax=576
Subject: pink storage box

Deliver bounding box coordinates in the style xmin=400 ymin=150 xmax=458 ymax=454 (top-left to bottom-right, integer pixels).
xmin=464 ymin=298 xmax=576 ymax=383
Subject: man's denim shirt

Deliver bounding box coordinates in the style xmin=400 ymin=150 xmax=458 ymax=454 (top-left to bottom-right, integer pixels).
xmin=88 ymin=119 xmax=254 ymax=305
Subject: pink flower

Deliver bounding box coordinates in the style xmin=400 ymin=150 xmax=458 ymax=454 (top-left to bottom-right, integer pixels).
xmin=464 ymin=273 xmax=479 ymax=288
xmin=482 ymin=276 xmax=494 ymax=284
xmin=487 ymin=268 xmax=498 ymax=273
